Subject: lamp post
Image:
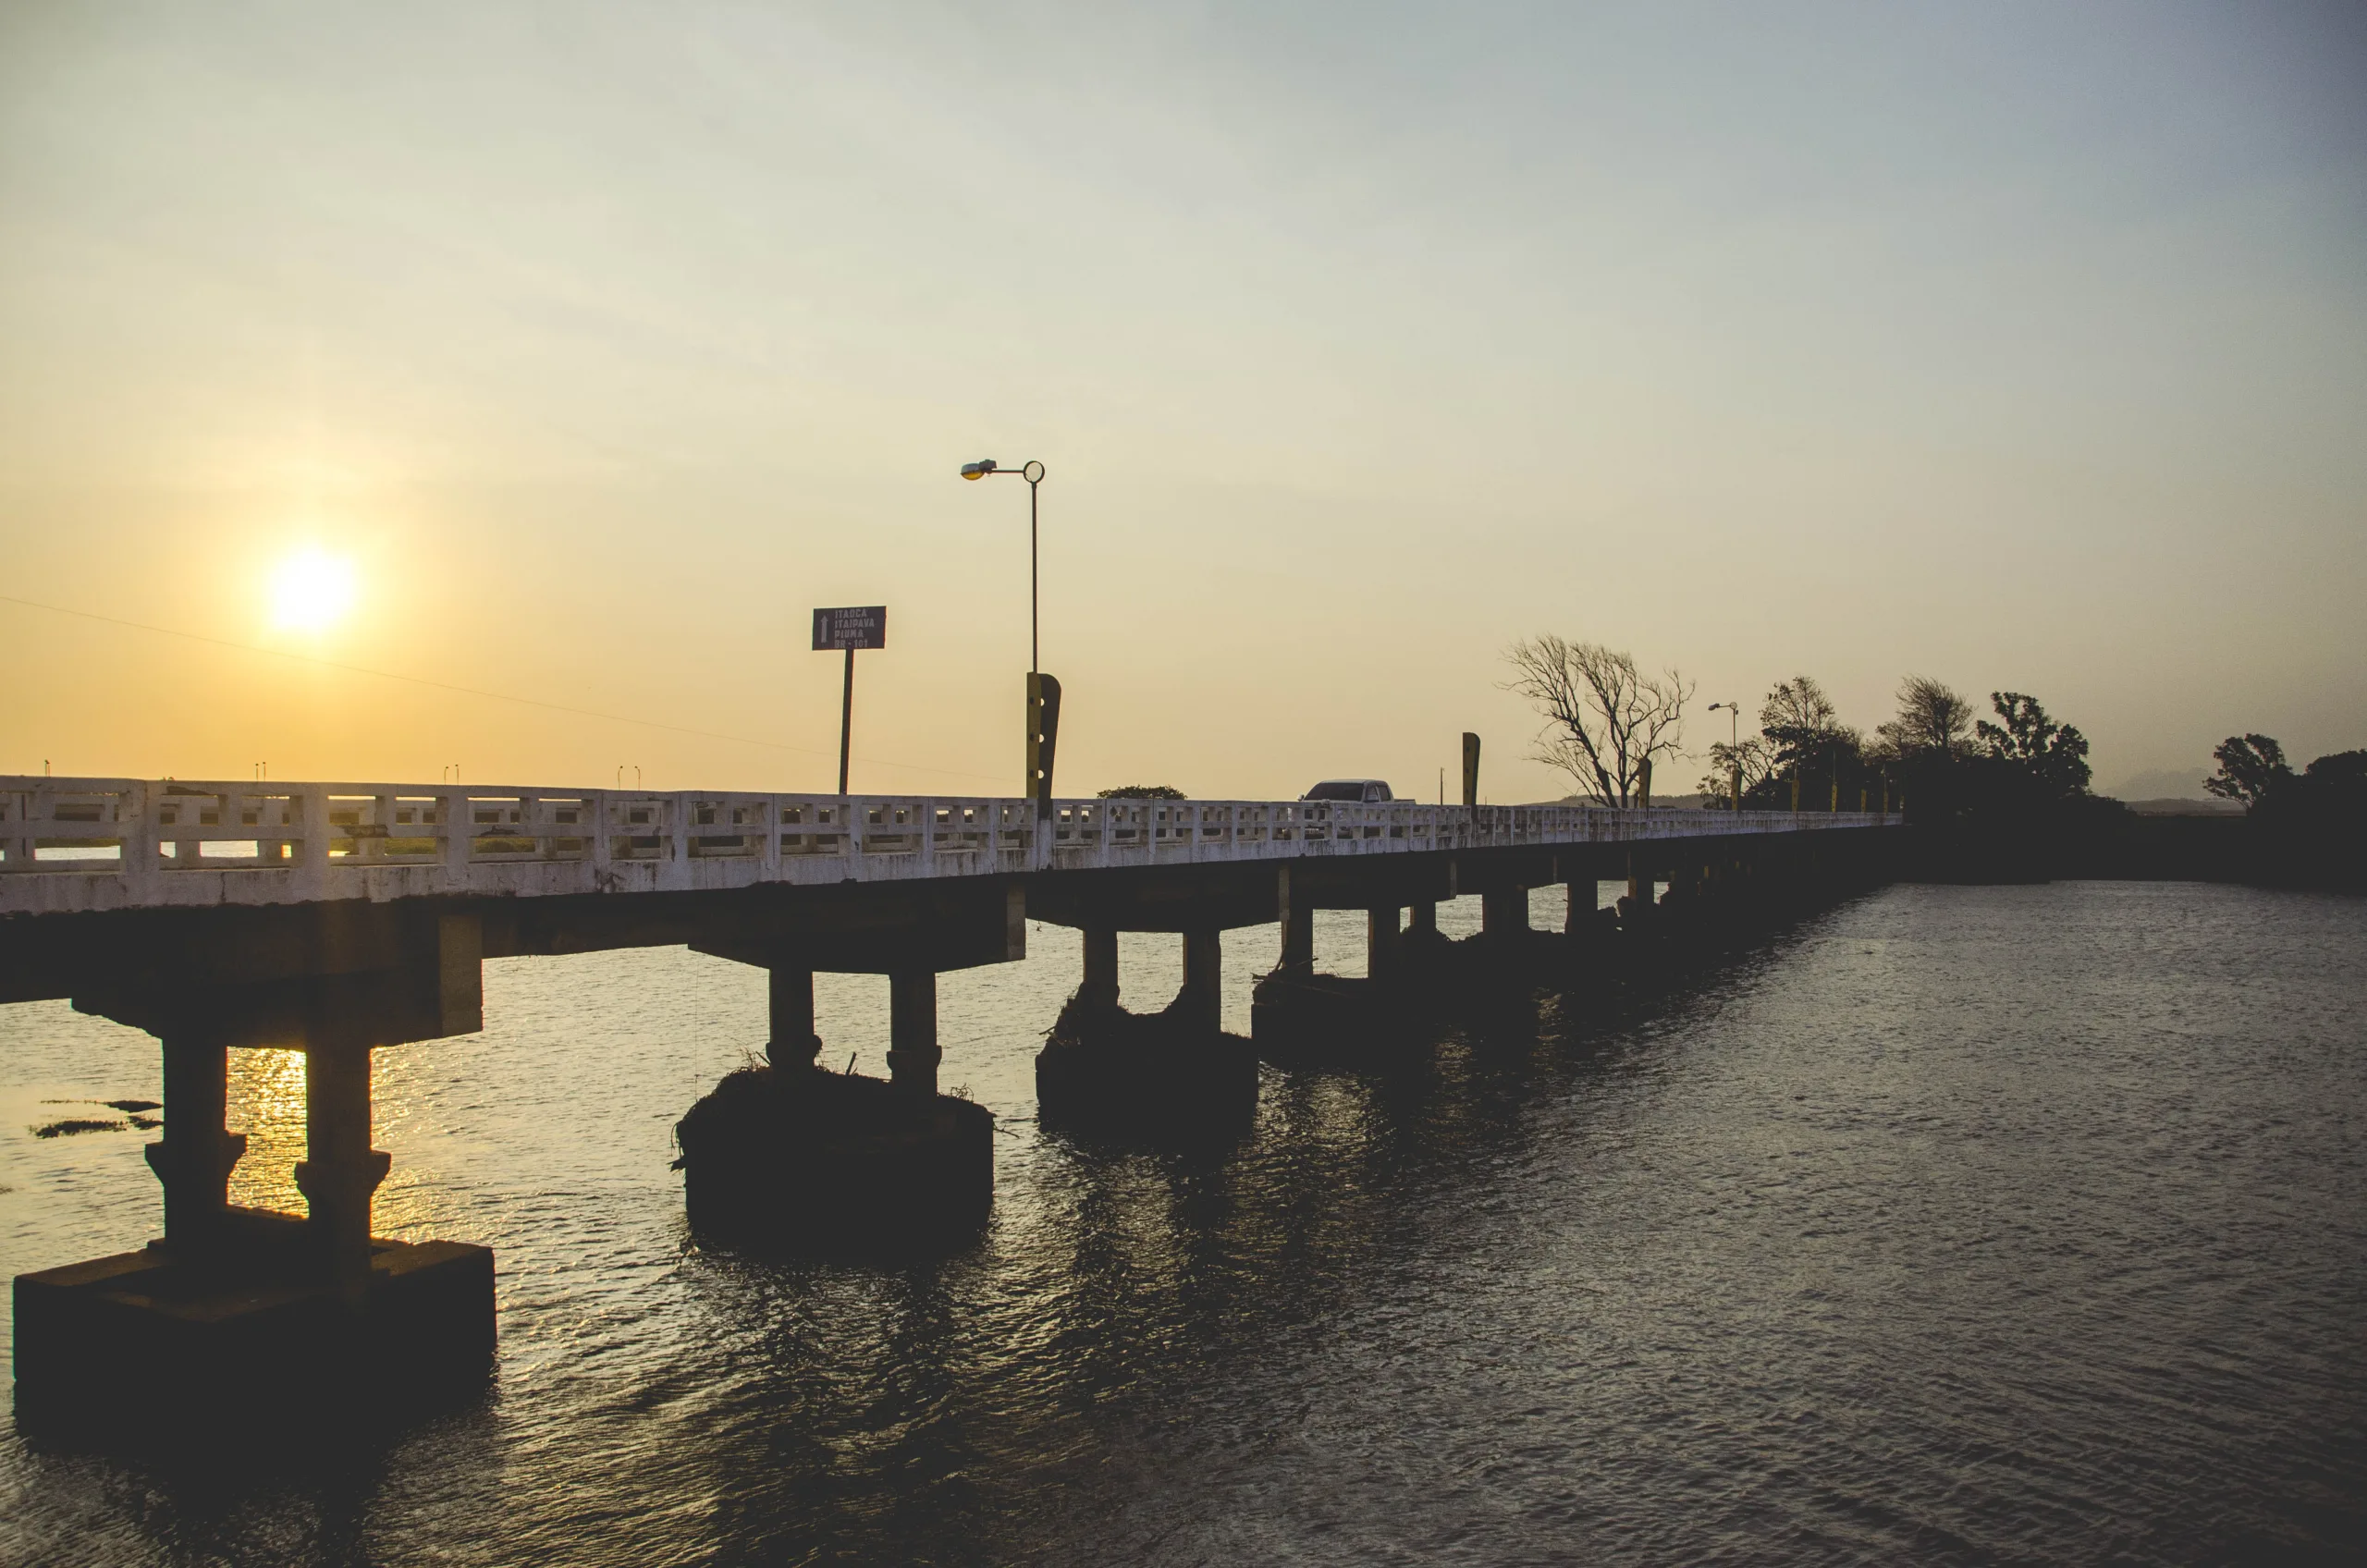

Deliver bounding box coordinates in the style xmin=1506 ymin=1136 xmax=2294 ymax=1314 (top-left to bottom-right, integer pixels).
xmin=1706 ymin=700 xmax=1738 ymax=748
xmin=958 ymin=459 xmax=1047 ymax=672
xmin=960 ymin=458 xmax=1058 ymax=816
xmin=1707 ymin=701 xmax=1740 ymax=812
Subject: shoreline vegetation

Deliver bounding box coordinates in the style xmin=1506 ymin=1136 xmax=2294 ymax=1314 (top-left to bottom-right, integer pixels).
xmin=1083 ymin=650 xmax=2360 ymax=892
xmin=1493 ymin=640 xmax=2361 ymax=890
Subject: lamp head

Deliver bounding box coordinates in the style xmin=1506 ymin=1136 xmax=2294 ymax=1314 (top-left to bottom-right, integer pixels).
xmin=960 ymin=459 xmax=998 ymax=480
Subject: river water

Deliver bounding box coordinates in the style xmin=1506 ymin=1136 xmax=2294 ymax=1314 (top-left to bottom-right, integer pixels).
xmin=1 ymin=880 xmax=2361 ymax=1565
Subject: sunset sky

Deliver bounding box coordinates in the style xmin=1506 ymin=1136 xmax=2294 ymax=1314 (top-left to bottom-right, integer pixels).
xmin=4 ymin=2 xmax=2361 ymax=802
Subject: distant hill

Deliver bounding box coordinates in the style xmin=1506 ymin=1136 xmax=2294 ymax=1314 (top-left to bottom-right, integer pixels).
xmin=2105 ymin=766 xmax=2210 ymax=801
xmin=2119 ymin=797 xmax=2243 ymax=817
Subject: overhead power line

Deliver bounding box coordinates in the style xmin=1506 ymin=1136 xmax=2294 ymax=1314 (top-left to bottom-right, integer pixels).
xmin=0 ymin=593 xmax=1012 ymax=789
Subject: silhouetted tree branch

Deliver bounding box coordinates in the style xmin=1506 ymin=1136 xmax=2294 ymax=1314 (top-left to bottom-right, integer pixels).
xmin=1502 ymin=636 xmax=1693 ymax=807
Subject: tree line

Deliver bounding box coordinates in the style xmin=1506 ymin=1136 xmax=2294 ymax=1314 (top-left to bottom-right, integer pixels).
xmin=2205 ymin=735 xmax=2367 ymax=824
xmin=1502 ymin=637 xmax=2092 ymax=820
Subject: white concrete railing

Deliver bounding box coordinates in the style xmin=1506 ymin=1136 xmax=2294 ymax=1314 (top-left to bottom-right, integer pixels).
xmin=0 ymin=777 xmax=1899 ymax=916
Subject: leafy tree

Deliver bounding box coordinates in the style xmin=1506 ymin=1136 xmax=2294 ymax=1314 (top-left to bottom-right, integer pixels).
xmin=2202 ymin=735 xmax=2292 ymax=810
xmin=1697 ymin=736 xmax=1777 ymax=809
xmin=1502 ymin=636 xmax=1692 ymax=807
xmin=1976 ymin=692 xmax=2091 ymax=798
xmin=1757 ymin=675 xmax=1863 ymax=809
xmin=1096 ymin=785 xmax=1185 ymax=800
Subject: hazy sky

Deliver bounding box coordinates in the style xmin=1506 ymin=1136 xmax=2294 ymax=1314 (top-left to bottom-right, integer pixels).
xmin=4 ymin=1 xmax=2362 ymax=801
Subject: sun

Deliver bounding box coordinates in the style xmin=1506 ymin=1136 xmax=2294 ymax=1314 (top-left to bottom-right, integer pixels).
xmin=269 ymin=547 xmax=358 ymax=632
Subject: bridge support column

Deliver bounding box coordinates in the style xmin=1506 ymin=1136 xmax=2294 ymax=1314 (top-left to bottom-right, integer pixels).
xmin=143 ymin=1028 xmax=247 ymax=1253
xmin=1408 ymin=900 xmax=1437 ymax=937
xmin=1564 ymin=877 xmax=1593 ymax=935
xmin=1179 ymin=929 xmax=1222 ymax=1037
xmin=294 ymin=1044 xmax=392 ymax=1308
xmin=886 ymin=970 xmax=939 ymax=1096
xmin=1081 ymin=925 xmax=1120 ymax=1007
xmin=1625 ymin=853 xmax=1652 ymax=926
xmin=767 ymin=967 xmax=821 ymax=1070
xmin=1367 ymin=909 xmax=1400 ymax=983
xmin=1278 ymin=868 xmax=1314 ymax=975
xmin=1481 ymin=886 xmax=1527 ymax=937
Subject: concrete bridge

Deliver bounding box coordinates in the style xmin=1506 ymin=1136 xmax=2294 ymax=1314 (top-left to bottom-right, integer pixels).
xmin=4 ymin=772 xmax=1895 ymax=1423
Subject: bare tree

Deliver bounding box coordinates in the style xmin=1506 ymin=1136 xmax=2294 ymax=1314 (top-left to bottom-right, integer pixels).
xmin=1502 ymin=636 xmax=1693 ymax=806
xmin=1878 ymin=675 xmax=1976 ymax=759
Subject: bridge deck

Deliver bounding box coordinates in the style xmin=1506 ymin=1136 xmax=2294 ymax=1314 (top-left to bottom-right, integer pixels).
xmin=0 ymin=776 xmax=1895 ymax=918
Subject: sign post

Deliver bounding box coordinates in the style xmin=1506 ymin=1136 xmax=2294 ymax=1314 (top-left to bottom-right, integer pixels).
xmin=812 ymin=606 xmax=887 ymax=795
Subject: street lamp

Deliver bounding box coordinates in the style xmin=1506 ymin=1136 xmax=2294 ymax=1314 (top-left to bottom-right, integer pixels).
xmin=1706 ymin=700 xmax=1739 ymax=748
xmin=959 ymin=458 xmax=1047 ymax=672
xmin=1706 ymin=701 xmax=1740 ymax=812
xmin=961 ymin=458 xmax=1058 ymax=815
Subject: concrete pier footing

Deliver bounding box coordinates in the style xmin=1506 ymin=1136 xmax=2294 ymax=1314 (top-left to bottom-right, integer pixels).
xmin=13 ymin=1212 xmax=494 ymax=1428
xmin=1037 ymin=927 xmax=1257 ymax=1142
xmin=12 ymin=923 xmax=501 ymax=1430
xmin=675 ymin=1065 xmax=993 ymax=1252
xmin=18 ymin=1036 xmax=489 ymax=1430
xmin=680 ymin=955 xmax=994 ymax=1251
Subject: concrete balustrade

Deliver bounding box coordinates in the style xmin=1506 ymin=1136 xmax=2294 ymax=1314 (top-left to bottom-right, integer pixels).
xmin=0 ymin=776 xmax=1897 ymax=917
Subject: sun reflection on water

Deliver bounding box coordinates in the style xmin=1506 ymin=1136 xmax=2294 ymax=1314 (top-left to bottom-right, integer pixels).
xmin=225 ymin=1047 xmax=306 ymax=1213
xmin=219 ymin=1045 xmax=443 ymax=1235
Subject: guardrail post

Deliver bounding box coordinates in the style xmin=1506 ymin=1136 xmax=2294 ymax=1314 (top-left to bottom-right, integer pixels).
xmin=441 ymin=790 xmax=470 ymax=887
xmin=121 ymin=781 xmax=162 ymax=900
xmin=370 ymin=791 xmax=397 ymax=864
xmin=296 ymin=786 xmax=329 ymax=897
xmin=665 ymin=794 xmax=692 ymax=890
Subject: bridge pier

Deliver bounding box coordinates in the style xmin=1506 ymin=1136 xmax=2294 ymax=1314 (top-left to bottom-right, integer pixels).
xmin=1036 ymin=922 xmax=1258 ymax=1144
xmin=766 ymin=966 xmax=821 ymax=1070
xmin=1251 ymin=859 xmax=1458 ymax=1069
xmin=1080 ymin=925 xmax=1120 ymax=1006
xmin=677 ymin=886 xmax=1017 ymax=1250
xmin=295 ymin=1043 xmax=393 ymax=1307
xmin=14 ymin=921 xmax=497 ymax=1428
xmin=1622 ymin=852 xmax=1654 ymax=930
xmin=1180 ymin=928 xmax=1223 ymax=1036
xmin=145 ymin=1027 xmax=247 ymax=1252
xmin=1367 ymin=908 xmax=1401 ymax=983
xmin=1280 ymin=893 xmax=1315 ymax=975
xmin=1027 ymin=867 xmax=1274 ymax=1141
xmin=887 ymin=969 xmax=940 ymax=1096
